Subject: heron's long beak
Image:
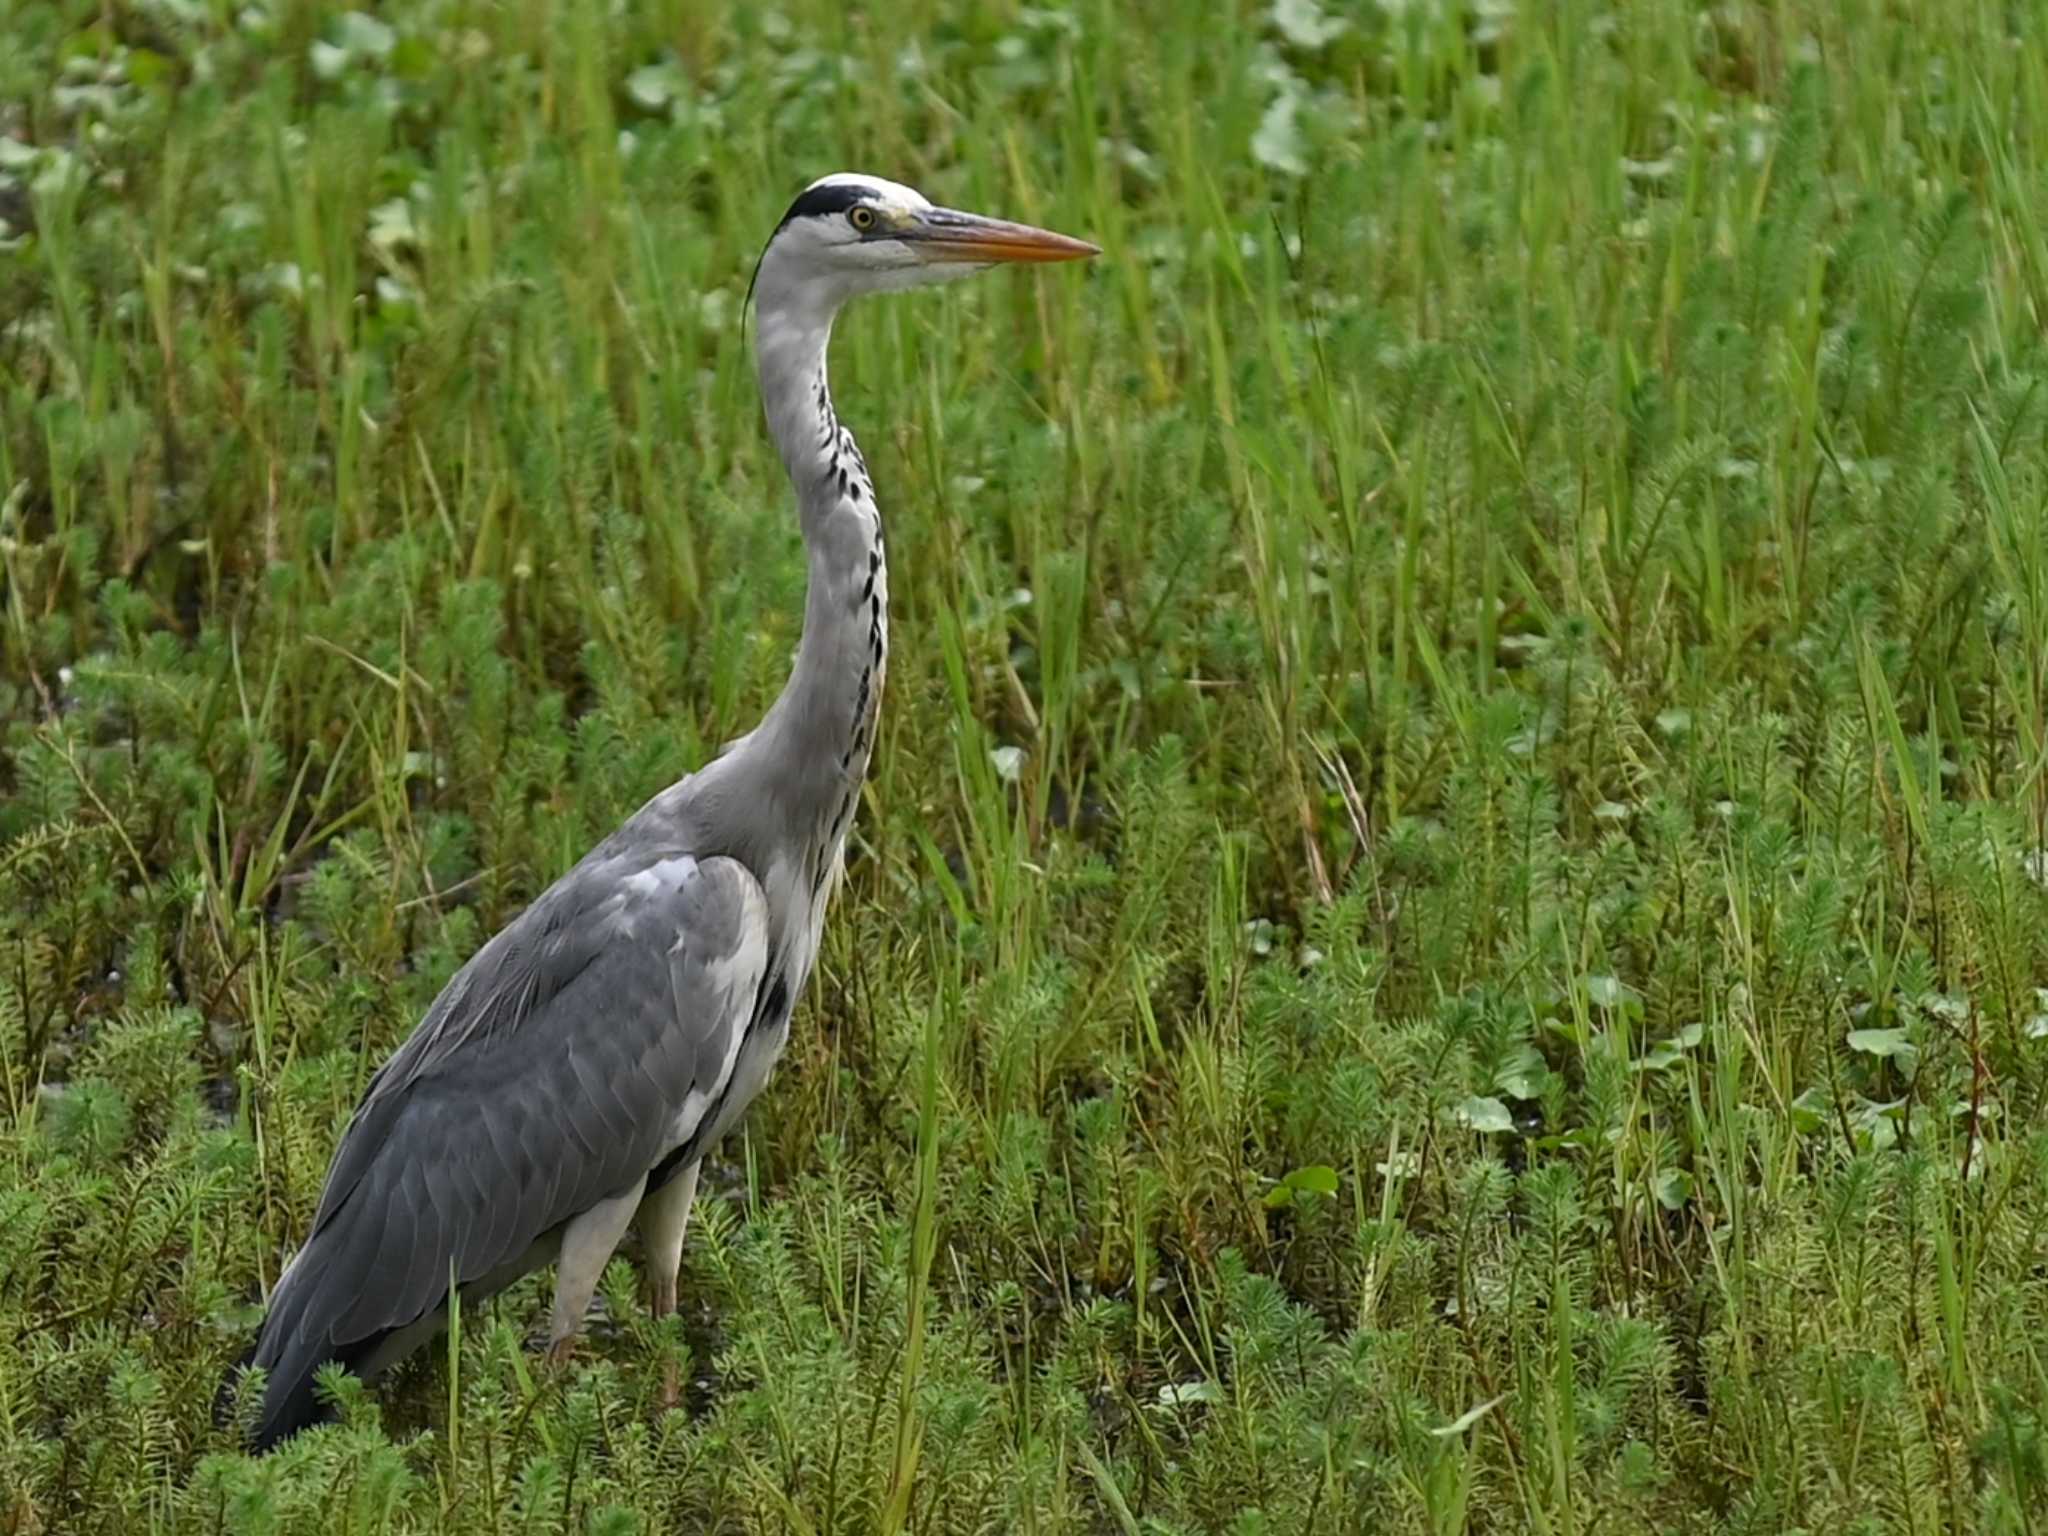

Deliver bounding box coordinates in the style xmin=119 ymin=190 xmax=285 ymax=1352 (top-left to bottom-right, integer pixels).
xmin=903 ymin=207 xmax=1101 ymax=264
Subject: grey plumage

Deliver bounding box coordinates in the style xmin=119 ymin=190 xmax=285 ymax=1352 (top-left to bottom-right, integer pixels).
xmin=237 ymin=173 xmax=1095 ymax=1450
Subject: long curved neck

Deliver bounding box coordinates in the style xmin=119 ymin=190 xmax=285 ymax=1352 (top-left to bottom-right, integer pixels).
xmin=744 ymin=283 xmax=889 ymax=858
xmin=756 ymin=287 xmax=843 ymax=518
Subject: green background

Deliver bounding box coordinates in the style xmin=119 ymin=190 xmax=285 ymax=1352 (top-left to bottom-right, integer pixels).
xmin=4 ymin=0 xmax=2048 ymax=1529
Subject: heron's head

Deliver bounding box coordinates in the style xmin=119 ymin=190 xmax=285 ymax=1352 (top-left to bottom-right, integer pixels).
xmin=750 ymin=172 xmax=1098 ymax=315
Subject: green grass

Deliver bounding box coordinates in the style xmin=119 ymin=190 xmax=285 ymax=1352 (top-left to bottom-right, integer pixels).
xmin=5 ymin=0 xmax=2048 ymax=1528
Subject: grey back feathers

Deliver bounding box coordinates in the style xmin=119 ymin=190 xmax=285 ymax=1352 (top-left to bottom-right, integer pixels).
xmin=248 ymin=835 xmax=769 ymax=1446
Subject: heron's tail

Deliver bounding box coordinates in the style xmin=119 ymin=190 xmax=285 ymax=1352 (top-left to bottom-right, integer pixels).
xmin=234 ymin=1213 xmax=399 ymax=1451
xmin=229 ymin=1248 xmax=343 ymax=1450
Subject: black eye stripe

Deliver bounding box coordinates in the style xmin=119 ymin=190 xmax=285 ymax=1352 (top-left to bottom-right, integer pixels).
xmin=775 ymin=181 xmax=873 ymax=230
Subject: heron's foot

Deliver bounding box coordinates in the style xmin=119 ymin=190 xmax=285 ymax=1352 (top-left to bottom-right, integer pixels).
xmin=650 ymin=1275 xmax=678 ymax=1322
xmin=544 ymin=1334 xmax=579 ymax=1371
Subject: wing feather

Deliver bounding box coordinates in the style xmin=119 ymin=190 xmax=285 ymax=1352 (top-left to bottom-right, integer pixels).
xmin=248 ymin=848 xmax=769 ymax=1448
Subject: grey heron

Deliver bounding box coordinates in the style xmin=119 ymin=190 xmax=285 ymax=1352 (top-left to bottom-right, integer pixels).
xmin=237 ymin=173 xmax=1097 ymax=1449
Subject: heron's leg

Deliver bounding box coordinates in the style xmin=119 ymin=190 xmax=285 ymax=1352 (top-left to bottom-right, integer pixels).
xmin=637 ymin=1161 xmax=700 ymax=1319
xmin=637 ymin=1161 xmax=699 ymax=1409
xmin=545 ymin=1174 xmax=648 ymax=1366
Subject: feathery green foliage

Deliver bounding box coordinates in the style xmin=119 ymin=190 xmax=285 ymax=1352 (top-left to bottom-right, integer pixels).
xmin=6 ymin=0 xmax=2048 ymax=1529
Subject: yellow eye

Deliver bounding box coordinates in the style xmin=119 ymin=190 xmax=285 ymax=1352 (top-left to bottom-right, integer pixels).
xmin=849 ymin=206 xmax=876 ymax=231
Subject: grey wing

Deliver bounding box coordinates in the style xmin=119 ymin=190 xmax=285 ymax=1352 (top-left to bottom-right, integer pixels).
xmin=248 ymin=850 xmax=768 ymax=1447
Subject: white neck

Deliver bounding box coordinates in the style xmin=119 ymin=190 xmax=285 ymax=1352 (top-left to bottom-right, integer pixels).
xmin=754 ymin=285 xmax=841 ymax=521
xmin=741 ymin=271 xmax=890 ymax=864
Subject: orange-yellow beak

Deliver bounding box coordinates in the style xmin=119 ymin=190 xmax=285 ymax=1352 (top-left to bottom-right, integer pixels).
xmin=902 ymin=207 xmax=1101 ymax=265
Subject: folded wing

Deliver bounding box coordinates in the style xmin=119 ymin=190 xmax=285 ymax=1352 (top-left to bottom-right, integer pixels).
xmin=246 ymin=848 xmax=768 ymax=1448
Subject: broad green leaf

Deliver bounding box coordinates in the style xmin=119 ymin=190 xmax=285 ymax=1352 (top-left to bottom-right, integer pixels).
xmin=1272 ymin=0 xmax=1348 ymax=48
xmin=1586 ymin=974 xmax=1631 ymax=1009
xmin=1252 ymin=95 xmax=1307 ymax=177
xmin=1454 ymin=1097 xmax=1514 ymax=1134
xmin=1496 ymin=1043 xmax=1546 ymax=1098
xmin=1847 ymin=1029 xmax=1918 ymax=1077
xmin=1287 ymin=1164 xmax=1340 ymax=1197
